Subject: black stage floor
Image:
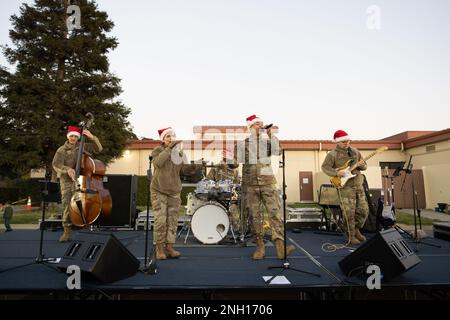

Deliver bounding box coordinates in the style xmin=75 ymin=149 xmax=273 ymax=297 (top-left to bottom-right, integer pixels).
xmin=1 ymin=228 xmax=449 ymax=300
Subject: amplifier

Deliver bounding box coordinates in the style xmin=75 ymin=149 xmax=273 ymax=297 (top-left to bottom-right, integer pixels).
xmin=96 ymin=175 xmax=138 ymax=228
xmin=433 ymin=222 xmax=450 ymax=242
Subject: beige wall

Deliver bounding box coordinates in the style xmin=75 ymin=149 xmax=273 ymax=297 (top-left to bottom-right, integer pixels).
xmin=405 ymin=139 xmax=450 ymax=209
xmin=106 ymin=144 xmax=450 ymax=208
xmin=107 ymin=149 xmax=151 ymax=176
xmin=282 ymin=149 xmax=405 ymax=203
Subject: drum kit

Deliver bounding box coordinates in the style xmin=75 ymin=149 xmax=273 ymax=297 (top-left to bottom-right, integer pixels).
xmin=179 ymin=179 xmax=241 ymax=245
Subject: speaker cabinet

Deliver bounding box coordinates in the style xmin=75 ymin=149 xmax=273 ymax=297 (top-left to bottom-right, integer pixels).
xmin=59 ymin=231 xmax=140 ymax=283
xmin=339 ymin=229 xmax=421 ymax=281
xmin=434 ymin=222 xmax=450 ymax=242
xmin=97 ymin=175 xmax=138 ymax=228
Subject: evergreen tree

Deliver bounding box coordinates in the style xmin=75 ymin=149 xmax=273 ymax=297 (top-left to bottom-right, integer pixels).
xmin=0 ymin=0 xmax=135 ymax=178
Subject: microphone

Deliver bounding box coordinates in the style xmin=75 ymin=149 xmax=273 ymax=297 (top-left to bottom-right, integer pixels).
xmin=263 ymin=123 xmax=273 ymax=130
xmin=149 ymin=155 xmax=153 ymax=161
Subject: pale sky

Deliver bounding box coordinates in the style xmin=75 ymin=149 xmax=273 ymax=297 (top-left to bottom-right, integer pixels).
xmin=1 ymin=0 xmax=449 ymax=140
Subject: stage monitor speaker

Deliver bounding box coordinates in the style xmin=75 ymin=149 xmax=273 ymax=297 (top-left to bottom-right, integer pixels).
xmin=58 ymin=231 xmax=139 ymax=283
xmin=97 ymin=174 xmax=138 ymax=228
xmin=339 ymin=228 xmax=421 ymax=281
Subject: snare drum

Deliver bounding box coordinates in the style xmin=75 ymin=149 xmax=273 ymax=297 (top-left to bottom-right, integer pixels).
xmin=191 ymin=202 xmax=230 ymax=244
xmin=216 ymin=179 xmax=233 ymax=201
xmin=195 ymin=179 xmax=216 ymax=200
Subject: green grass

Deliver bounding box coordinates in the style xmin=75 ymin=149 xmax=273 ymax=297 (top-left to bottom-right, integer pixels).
xmin=395 ymin=210 xmax=435 ymax=226
xmin=0 ymin=209 xmax=43 ymax=224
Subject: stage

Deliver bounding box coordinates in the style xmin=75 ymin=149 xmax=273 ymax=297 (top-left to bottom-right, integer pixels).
xmin=1 ymin=228 xmax=449 ymax=300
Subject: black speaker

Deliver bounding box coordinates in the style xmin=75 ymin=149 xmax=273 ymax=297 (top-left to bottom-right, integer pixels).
xmin=97 ymin=175 xmax=138 ymax=227
xmin=434 ymin=222 xmax=450 ymax=242
xmin=339 ymin=229 xmax=421 ymax=281
xmin=58 ymin=231 xmax=140 ymax=283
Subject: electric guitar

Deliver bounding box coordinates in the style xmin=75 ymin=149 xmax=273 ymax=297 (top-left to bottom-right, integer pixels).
xmin=381 ymin=167 xmax=396 ymax=221
xmin=330 ymin=146 xmax=388 ymax=188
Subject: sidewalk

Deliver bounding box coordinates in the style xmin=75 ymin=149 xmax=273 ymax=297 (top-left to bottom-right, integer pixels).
xmin=0 ymin=224 xmax=38 ymax=231
xmin=401 ymin=209 xmax=450 ymax=222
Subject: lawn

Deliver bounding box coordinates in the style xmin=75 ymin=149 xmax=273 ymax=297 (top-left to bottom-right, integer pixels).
xmin=395 ymin=210 xmax=435 ymax=226
xmin=0 ymin=209 xmax=43 ymax=224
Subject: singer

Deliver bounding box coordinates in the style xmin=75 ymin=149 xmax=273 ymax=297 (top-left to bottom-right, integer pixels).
xmin=150 ymin=127 xmax=189 ymax=260
xmin=227 ymin=115 xmax=295 ymax=260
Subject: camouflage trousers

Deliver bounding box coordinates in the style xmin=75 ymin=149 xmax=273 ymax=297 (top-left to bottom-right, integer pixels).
xmin=228 ymin=202 xmax=240 ymax=232
xmin=338 ymin=186 xmax=369 ymax=235
xmin=151 ymin=190 xmax=181 ymax=245
xmin=239 ymin=192 xmax=255 ymax=235
xmin=246 ymin=184 xmax=284 ymax=241
xmin=60 ymin=181 xmax=76 ymax=228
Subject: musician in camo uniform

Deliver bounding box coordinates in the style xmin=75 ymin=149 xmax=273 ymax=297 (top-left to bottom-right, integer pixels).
xmin=228 ymin=115 xmax=295 ymax=260
xmin=151 ymin=127 xmax=195 ymax=260
xmin=52 ymin=126 xmax=102 ymax=242
xmin=207 ymin=149 xmax=241 ymax=233
xmin=321 ymin=130 xmax=369 ymax=245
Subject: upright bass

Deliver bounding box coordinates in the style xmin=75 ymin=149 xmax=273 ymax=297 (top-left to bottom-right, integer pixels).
xmin=69 ymin=113 xmax=112 ymax=227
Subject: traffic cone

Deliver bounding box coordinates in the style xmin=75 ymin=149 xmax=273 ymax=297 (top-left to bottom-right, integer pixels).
xmin=26 ymin=196 xmax=32 ymax=210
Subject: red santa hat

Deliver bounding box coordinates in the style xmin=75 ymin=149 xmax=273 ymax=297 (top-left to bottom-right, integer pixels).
xmin=66 ymin=126 xmax=81 ymax=139
xmin=333 ymin=130 xmax=350 ymax=143
xmin=246 ymin=114 xmax=262 ymax=127
xmin=158 ymin=127 xmax=175 ymax=140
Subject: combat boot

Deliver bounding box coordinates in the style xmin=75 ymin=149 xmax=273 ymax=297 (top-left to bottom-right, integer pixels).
xmin=59 ymin=227 xmax=71 ymax=242
xmin=156 ymin=243 xmax=167 ymax=260
xmin=346 ymin=231 xmax=361 ymax=245
xmin=274 ymin=239 xmax=296 ymax=259
xmin=354 ymin=229 xmax=366 ymax=242
xmin=165 ymin=243 xmax=181 ymax=258
xmin=252 ymin=238 xmax=265 ymax=260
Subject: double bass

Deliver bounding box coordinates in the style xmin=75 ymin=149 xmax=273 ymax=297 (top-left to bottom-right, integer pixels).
xmin=69 ymin=113 xmax=112 ymax=227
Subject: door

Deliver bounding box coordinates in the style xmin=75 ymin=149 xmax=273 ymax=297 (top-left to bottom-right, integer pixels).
xmin=393 ymin=169 xmax=426 ymax=209
xmin=299 ymin=172 xmax=314 ymax=202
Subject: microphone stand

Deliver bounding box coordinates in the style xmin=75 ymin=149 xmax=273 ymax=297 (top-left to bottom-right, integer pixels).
xmin=141 ymin=155 xmax=157 ymax=274
xmin=397 ymin=156 xmax=440 ymax=251
xmin=266 ymin=149 xmax=321 ymax=283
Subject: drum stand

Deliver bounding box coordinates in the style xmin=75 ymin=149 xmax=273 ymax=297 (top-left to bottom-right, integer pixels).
xmin=177 ymin=217 xmax=192 ymax=244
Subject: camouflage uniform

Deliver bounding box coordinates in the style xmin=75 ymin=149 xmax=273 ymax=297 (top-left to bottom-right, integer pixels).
xmin=206 ymin=162 xmax=241 ymax=231
xmin=321 ymin=145 xmax=369 ymax=240
xmin=52 ymin=136 xmax=102 ymax=228
xmin=150 ymin=144 xmax=193 ymax=246
xmin=234 ymin=133 xmax=284 ymax=241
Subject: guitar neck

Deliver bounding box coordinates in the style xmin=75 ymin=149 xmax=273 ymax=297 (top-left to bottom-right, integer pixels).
xmin=348 ymin=150 xmax=378 ymax=172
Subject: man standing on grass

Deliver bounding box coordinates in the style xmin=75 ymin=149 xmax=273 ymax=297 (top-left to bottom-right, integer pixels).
xmin=3 ymin=201 xmax=14 ymax=232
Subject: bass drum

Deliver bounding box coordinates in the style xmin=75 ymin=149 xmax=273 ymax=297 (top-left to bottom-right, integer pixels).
xmin=191 ymin=202 xmax=229 ymax=244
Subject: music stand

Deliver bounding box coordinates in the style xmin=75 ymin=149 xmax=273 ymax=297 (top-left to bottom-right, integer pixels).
xmin=141 ymin=155 xmax=157 ymax=274
xmin=37 ymin=180 xmax=61 ymax=262
xmin=0 ymin=179 xmax=61 ymax=274
xmin=266 ymin=149 xmax=321 ymax=282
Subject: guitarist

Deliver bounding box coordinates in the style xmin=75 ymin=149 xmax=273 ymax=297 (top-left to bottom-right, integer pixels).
xmin=321 ymin=130 xmax=369 ymax=245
